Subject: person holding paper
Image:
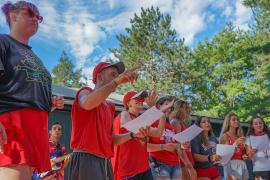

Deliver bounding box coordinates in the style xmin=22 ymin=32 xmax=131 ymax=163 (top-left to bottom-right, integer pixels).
xmin=170 ymin=100 xmax=195 ymax=180
xmin=147 ymin=96 xmax=196 ymax=180
xmin=219 ymin=112 xmax=249 ymax=180
xmin=190 ymin=116 xmax=222 ymax=180
xmin=113 ymin=92 xmax=175 ymax=180
xmin=246 ymin=116 xmax=270 ymax=180
xmin=68 ymin=62 xmax=147 ymax=180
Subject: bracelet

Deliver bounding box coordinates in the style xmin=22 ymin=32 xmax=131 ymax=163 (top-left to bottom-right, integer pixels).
xmin=160 ymin=144 xmax=164 ymax=150
xmin=112 ymin=80 xmax=119 ymax=86
xmin=130 ymin=132 xmax=135 ymax=139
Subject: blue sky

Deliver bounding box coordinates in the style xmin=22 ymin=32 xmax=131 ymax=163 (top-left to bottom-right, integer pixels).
xmin=0 ymin=0 xmax=253 ymax=86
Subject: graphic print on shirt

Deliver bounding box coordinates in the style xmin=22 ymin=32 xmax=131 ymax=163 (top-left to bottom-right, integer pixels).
xmin=201 ymin=141 xmax=217 ymax=153
xmin=14 ymin=48 xmax=51 ymax=88
xmin=161 ymin=129 xmax=175 ymax=143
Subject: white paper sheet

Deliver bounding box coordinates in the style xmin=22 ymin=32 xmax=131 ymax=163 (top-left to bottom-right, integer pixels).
xmin=122 ymin=106 xmax=164 ymax=133
xmin=173 ymin=124 xmax=203 ymax=143
xmin=248 ymin=135 xmax=269 ymax=150
xmin=215 ymin=144 xmax=235 ymax=165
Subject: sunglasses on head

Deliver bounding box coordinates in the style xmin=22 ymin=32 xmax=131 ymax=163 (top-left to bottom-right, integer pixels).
xmin=20 ymin=7 xmax=43 ymax=23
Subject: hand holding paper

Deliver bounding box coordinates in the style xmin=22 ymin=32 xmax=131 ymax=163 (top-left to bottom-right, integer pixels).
xmin=215 ymin=144 xmax=235 ymax=166
xmin=122 ymin=106 xmax=164 ymax=133
xmin=173 ymin=124 xmax=203 ymax=143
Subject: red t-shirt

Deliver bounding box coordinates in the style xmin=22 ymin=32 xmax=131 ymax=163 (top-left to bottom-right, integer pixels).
xmin=226 ymin=133 xmax=246 ymax=160
xmin=149 ymin=120 xmax=179 ymax=166
xmin=112 ymin=112 xmax=150 ymax=180
xmin=70 ymin=87 xmax=115 ymax=158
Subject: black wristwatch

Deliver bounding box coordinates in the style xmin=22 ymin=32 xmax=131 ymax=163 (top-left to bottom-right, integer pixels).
xmin=208 ymin=155 xmax=212 ymax=162
xmin=130 ymin=132 xmax=135 ymax=139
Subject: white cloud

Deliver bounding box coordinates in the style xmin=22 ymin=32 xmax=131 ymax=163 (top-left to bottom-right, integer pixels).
xmin=223 ymin=6 xmax=234 ymax=17
xmin=99 ymin=0 xmax=238 ymax=45
xmin=99 ymin=0 xmax=174 ymax=33
xmin=0 ymin=0 xmax=253 ymax=73
xmin=63 ymin=9 xmax=105 ymax=66
xmin=37 ymin=1 xmax=63 ymax=40
xmin=234 ymin=0 xmax=252 ymax=30
xmin=170 ymin=0 xmax=213 ymax=45
xmin=100 ymin=52 xmax=118 ymax=62
xmin=37 ymin=1 xmax=105 ymax=67
xmin=81 ymin=66 xmax=95 ymax=88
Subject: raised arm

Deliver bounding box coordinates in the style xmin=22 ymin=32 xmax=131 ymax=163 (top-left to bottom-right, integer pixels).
xmin=79 ymin=67 xmax=138 ymax=111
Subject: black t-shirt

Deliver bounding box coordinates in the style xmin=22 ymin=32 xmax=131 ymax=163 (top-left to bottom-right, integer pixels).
xmin=0 ymin=34 xmax=52 ymax=114
xmin=191 ymin=135 xmax=218 ymax=169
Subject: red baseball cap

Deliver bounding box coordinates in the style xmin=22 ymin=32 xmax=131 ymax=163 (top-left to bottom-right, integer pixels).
xmin=92 ymin=62 xmax=125 ymax=84
xmin=123 ymin=90 xmax=148 ymax=107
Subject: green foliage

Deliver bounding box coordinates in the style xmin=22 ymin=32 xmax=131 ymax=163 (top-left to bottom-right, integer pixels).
xmin=52 ymin=51 xmax=85 ymax=88
xmin=111 ymin=4 xmax=270 ymax=123
xmin=191 ymin=23 xmax=269 ymax=121
xmin=111 ymin=7 xmax=192 ymax=97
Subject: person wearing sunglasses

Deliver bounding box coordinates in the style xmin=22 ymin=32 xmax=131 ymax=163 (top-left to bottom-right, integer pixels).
xmin=112 ymin=91 xmax=175 ymax=180
xmin=0 ymin=1 xmax=64 ymax=180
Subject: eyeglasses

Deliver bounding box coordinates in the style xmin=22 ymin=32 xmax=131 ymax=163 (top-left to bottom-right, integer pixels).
xmin=20 ymin=7 xmax=43 ymax=23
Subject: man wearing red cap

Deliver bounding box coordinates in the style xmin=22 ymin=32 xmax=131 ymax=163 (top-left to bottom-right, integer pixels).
xmin=68 ymin=61 xmax=144 ymax=180
xmin=113 ymin=91 xmax=175 ymax=180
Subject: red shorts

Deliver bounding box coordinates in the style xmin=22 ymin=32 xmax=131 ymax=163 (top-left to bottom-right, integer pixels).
xmin=196 ymin=166 xmax=221 ymax=180
xmin=0 ymin=108 xmax=51 ymax=172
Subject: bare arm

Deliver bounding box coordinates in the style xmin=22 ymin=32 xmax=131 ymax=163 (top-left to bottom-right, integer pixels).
xmin=79 ymin=81 xmax=118 ymax=110
xmin=148 ymin=115 xmax=166 ymax=137
xmin=147 ymin=143 xmax=178 ymax=152
xmin=192 ymin=153 xmax=208 ymax=162
xmin=79 ymin=66 xmax=139 ymax=111
xmin=113 ymin=132 xmax=133 ymax=146
xmin=147 ymin=143 xmax=163 ymax=152
xmin=0 ymin=122 xmax=7 ymax=153
xmin=219 ymin=134 xmax=229 ymax=144
xmin=120 ymin=111 xmax=132 ymax=126
xmin=178 ymin=149 xmax=193 ymax=166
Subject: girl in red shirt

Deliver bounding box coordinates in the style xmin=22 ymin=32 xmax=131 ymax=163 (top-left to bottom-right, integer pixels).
xmin=147 ymin=97 xmax=196 ymax=180
xmin=170 ymin=100 xmax=196 ymax=180
xmin=113 ymin=91 xmax=175 ymax=180
xmin=219 ymin=112 xmax=249 ymax=180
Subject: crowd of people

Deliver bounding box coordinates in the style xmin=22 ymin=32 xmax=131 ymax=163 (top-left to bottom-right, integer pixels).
xmin=0 ymin=1 xmax=270 ymax=180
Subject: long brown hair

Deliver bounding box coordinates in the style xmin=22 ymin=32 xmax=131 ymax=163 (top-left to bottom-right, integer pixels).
xmin=220 ymin=112 xmax=244 ymax=138
xmin=196 ymin=116 xmax=214 ymax=146
xmin=170 ymin=99 xmax=190 ymax=125
xmin=247 ymin=116 xmax=270 ymax=138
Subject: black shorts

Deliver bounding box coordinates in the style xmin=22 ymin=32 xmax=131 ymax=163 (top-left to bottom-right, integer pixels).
xmin=68 ymin=152 xmax=114 ymax=180
xmin=254 ymin=171 xmax=270 ymax=180
xmin=122 ymin=169 xmax=153 ymax=180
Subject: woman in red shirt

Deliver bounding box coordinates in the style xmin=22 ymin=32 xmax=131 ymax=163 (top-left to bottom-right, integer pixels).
xmin=219 ymin=112 xmax=249 ymax=180
xmin=113 ymin=91 xmax=175 ymax=180
xmin=147 ymin=97 xmax=196 ymax=180
xmin=170 ymin=100 xmax=196 ymax=180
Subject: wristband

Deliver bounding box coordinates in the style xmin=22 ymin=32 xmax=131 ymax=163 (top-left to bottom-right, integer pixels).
xmin=160 ymin=144 xmax=164 ymax=150
xmin=208 ymin=155 xmax=212 ymax=162
xmin=130 ymin=132 xmax=135 ymax=139
xmin=113 ymin=80 xmax=119 ymax=86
